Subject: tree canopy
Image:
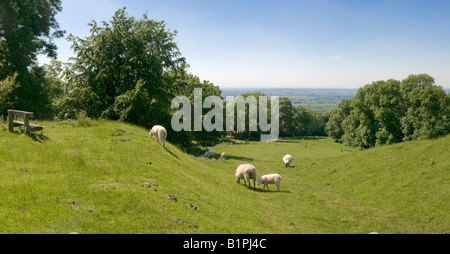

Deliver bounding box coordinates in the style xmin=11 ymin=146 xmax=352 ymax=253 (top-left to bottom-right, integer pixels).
xmin=58 ymin=8 xmax=184 ymax=122
xmin=326 ymin=74 xmax=450 ymax=148
xmin=1 ymin=2 xmax=448 ymax=148
xmin=0 ymin=0 xmax=65 ymax=117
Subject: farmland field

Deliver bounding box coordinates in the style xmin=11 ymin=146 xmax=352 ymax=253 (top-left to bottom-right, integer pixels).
xmin=221 ymin=88 xmax=357 ymax=112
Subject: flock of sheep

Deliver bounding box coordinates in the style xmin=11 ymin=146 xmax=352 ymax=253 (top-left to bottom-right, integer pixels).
xmin=234 ymin=154 xmax=292 ymax=192
xmin=149 ymin=125 xmax=292 ymax=192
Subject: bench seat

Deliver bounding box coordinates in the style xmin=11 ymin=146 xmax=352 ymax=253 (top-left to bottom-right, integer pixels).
xmin=13 ymin=120 xmax=25 ymax=126
xmin=12 ymin=120 xmax=45 ymax=132
xmin=29 ymin=124 xmax=45 ymax=131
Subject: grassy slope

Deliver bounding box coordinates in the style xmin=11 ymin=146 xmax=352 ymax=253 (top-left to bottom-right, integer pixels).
xmin=0 ymin=120 xmax=448 ymax=233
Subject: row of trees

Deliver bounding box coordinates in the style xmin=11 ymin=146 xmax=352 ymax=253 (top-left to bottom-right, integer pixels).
xmin=0 ymin=2 xmax=328 ymax=145
xmin=0 ymin=4 xmax=225 ymax=145
xmin=1 ymin=1 xmax=448 ymax=147
xmin=325 ymin=74 xmax=450 ymax=148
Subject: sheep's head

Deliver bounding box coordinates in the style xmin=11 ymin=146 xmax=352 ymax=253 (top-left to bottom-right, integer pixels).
xmin=149 ymin=129 xmax=153 ymax=137
xmin=257 ymin=177 xmax=262 ymax=185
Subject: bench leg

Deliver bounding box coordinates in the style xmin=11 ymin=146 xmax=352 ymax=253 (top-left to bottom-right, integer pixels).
xmin=8 ymin=110 xmax=13 ymax=132
xmin=24 ymin=114 xmax=30 ymax=133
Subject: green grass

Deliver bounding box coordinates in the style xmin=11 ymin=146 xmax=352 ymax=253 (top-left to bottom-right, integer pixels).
xmin=0 ymin=120 xmax=448 ymax=233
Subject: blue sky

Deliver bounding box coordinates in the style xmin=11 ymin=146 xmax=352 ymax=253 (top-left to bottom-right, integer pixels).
xmin=40 ymin=0 xmax=450 ymax=88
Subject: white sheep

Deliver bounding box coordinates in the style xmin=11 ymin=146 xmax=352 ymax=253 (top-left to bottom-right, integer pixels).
xmin=258 ymin=174 xmax=282 ymax=192
xmin=149 ymin=125 xmax=167 ymax=147
xmin=220 ymin=152 xmax=226 ymax=159
xmin=235 ymin=164 xmax=257 ymax=190
xmin=203 ymin=150 xmax=215 ymax=158
xmin=283 ymin=154 xmax=293 ymax=168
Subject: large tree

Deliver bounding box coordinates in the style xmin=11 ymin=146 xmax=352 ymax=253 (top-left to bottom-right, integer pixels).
xmin=337 ymin=74 xmax=449 ymax=148
xmin=342 ymin=79 xmax=404 ymax=148
xmin=62 ymin=8 xmax=185 ymax=122
xmin=400 ymin=74 xmax=449 ymax=140
xmin=0 ymin=0 xmax=65 ymax=116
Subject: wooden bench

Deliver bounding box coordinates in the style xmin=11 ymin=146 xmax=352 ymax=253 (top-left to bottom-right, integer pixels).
xmin=8 ymin=109 xmax=45 ymax=133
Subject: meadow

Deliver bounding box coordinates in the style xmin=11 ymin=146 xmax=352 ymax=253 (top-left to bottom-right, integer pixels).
xmin=0 ymin=119 xmax=448 ymax=234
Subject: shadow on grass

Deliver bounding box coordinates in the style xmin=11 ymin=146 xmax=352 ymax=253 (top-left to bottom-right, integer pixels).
xmin=9 ymin=129 xmax=49 ymax=143
xmin=225 ymin=155 xmax=255 ymax=161
xmin=164 ymin=146 xmax=180 ymax=160
xmin=277 ymin=136 xmax=327 ymax=142
xmin=238 ymin=184 xmax=291 ymax=193
xmin=274 ymin=140 xmax=300 ymax=143
xmin=26 ymin=132 xmax=49 ymax=143
xmin=180 ymin=145 xmax=208 ymax=157
xmin=257 ymin=189 xmax=291 ymax=194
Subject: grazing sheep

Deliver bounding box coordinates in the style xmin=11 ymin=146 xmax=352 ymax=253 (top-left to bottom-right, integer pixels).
xmin=203 ymin=150 xmax=215 ymax=158
xmin=283 ymin=154 xmax=293 ymax=168
xmin=221 ymin=152 xmax=226 ymax=159
xmin=258 ymin=174 xmax=282 ymax=192
xmin=149 ymin=125 xmax=167 ymax=147
xmin=235 ymin=164 xmax=257 ymax=190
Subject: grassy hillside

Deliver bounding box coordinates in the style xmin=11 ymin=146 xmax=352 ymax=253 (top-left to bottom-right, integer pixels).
xmin=0 ymin=120 xmax=448 ymax=233
xmin=212 ymin=136 xmax=449 ymax=234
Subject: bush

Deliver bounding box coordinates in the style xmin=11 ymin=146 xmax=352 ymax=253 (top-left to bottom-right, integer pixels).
xmin=76 ymin=111 xmax=93 ymax=127
xmin=0 ymin=74 xmax=19 ymax=116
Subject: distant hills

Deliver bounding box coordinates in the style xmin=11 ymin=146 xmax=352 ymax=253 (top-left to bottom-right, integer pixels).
xmin=221 ymin=87 xmax=358 ymax=112
xmin=221 ymin=87 xmax=449 ymax=113
xmin=220 ymin=87 xmax=357 ymax=96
